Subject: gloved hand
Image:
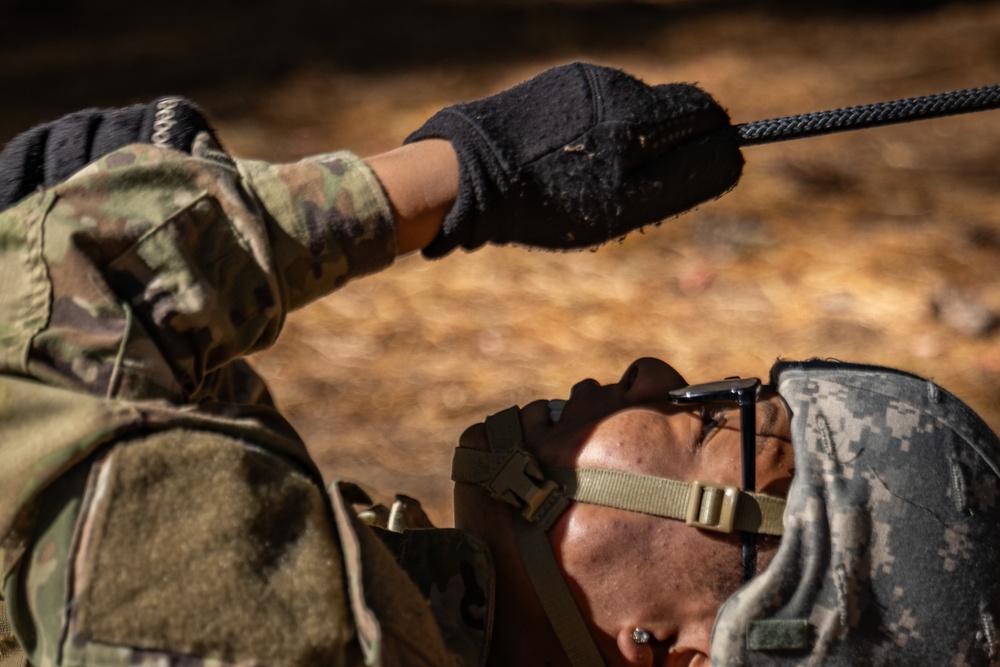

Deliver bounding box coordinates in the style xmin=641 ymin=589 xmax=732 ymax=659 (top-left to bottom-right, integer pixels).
xmin=405 ymin=62 xmax=744 ymax=258
xmin=0 ymin=97 xmax=218 ymax=212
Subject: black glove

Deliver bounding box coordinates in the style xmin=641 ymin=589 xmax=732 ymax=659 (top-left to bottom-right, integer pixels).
xmin=405 ymin=62 xmax=744 ymax=258
xmin=0 ymin=97 xmax=218 ymax=212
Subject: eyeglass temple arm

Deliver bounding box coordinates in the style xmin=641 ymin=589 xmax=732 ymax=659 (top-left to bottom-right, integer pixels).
xmin=667 ymin=379 xmax=761 ymax=484
xmin=669 ymin=378 xmax=762 ymax=583
xmin=737 ymin=395 xmax=758 ymax=584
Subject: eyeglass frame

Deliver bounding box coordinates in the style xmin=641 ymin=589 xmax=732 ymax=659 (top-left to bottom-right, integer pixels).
xmin=668 ymin=377 xmax=762 ymax=584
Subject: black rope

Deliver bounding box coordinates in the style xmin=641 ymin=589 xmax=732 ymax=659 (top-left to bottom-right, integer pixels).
xmin=733 ymin=84 xmax=1000 ymax=146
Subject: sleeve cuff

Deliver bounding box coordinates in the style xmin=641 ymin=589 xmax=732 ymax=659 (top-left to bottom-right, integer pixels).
xmin=237 ymin=151 xmax=397 ymax=310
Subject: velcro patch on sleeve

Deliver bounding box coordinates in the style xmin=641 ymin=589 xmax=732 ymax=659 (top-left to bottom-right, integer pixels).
xmin=74 ymin=429 xmax=354 ymax=667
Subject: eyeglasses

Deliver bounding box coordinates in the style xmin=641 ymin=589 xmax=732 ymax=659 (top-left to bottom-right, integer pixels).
xmin=668 ymin=377 xmax=762 ymax=584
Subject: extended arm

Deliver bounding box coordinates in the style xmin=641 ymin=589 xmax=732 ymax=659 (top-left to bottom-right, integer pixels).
xmin=364 ymin=139 xmax=456 ymax=256
xmin=0 ymin=63 xmax=742 ymax=404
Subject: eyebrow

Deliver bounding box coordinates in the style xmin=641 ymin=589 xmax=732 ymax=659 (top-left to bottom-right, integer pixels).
xmin=710 ymin=399 xmax=778 ymax=433
xmin=757 ymin=401 xmax=778 ymax=435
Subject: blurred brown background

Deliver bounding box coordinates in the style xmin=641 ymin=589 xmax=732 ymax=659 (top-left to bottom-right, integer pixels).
xmin=5 ymin=0 xmax=1000 ymax=525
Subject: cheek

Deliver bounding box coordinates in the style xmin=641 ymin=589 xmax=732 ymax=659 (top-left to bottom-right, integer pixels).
xmin=575 ymin=410 xmax=701 ymax=476
xmin=698 ymin=432 xmax=795 ymax=495
xmin=697 ymin=443 xmax=743 ymax=488
xmin=558 ymin=508 xmax=745 ymax=624
xmin=668 ymin=527 xmax=746 ymax=608
xmin=695 ymin=428 xmax=743 ymax=486
xmin=553 ymin=506 xmax=654 ymax=617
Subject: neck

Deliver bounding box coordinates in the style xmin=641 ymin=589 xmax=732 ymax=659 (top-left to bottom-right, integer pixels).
xmin=486 ymin=579 xmax=572 ymax=667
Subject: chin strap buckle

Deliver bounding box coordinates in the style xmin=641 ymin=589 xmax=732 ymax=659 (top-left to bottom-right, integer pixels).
xmin=450 ymin=407 xmax=571 ymax=531
xmin=685 ymin=480 xmax=740 ymax=533
xmin=486 ymin=447 xmax=569 ymax=530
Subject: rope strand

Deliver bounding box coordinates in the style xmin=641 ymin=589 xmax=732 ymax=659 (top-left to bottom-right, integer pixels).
xmin=733 ymin=84 xmax=1000 ymax=146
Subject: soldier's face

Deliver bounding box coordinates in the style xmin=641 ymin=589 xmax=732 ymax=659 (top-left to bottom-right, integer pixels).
xmin=458 ymin=357 xmax=794 ymax=665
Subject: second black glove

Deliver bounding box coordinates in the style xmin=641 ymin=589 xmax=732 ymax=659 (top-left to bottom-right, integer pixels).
xmin=0 ymin=97 xmax=218 ymax=213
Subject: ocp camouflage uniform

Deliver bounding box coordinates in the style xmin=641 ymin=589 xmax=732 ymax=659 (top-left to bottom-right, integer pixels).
xmin=712 ymin=360 xmax=1000 ymax=665
xmin=0 ymin=135 xmax=491 ymax=667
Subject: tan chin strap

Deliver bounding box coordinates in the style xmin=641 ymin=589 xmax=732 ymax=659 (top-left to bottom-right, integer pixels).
xmin=547 ymin=468 xmax=785 ymax=537
xmin=455 ymin=407 xmax=606 ymax=667
xmin=451 ymin=407 xmax=788 ymax=667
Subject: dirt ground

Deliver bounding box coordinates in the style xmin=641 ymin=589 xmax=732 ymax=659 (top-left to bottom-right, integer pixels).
xmin=6 ymin=1 xmax=1000 ymax=525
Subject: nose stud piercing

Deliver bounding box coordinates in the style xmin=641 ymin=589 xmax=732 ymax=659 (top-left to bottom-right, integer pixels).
xmin=549 ymin=399 xmax=566 ymax=424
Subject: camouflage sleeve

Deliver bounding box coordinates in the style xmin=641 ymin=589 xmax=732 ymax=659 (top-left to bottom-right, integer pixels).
xmin=235 ymin=149 xmax=397 ymax=311
xmin=12 ymin=135 xmax=396 ymax=401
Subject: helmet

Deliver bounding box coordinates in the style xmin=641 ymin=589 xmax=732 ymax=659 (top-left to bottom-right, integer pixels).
xmin=713 ymin=360 xmax=1000 ymax=664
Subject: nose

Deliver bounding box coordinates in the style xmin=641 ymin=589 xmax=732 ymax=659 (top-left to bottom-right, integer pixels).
xmin=618 ymin=358 xmax=689 ymax=405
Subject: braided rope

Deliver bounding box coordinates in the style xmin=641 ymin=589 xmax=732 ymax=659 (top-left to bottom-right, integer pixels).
xmin=734 ymin=84 xmax=1000 ymax=146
